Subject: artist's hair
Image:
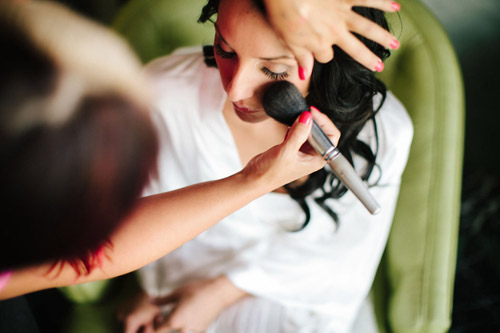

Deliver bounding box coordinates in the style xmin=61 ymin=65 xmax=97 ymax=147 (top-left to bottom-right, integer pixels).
xmin=0 ymin=2 xmax=158 ymax=272
xmin=199 ymin=0 xmax=390 ymax=229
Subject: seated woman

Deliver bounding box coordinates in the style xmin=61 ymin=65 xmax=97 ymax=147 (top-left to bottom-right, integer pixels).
xmin=122 ymin=0 xmax=413 ymax=332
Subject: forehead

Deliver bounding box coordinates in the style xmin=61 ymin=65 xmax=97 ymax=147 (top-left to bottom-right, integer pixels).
xmin=216 ymin=0 xmax=289 ymax=55
xmin=218 ymin=0 xmax=261 ymax=17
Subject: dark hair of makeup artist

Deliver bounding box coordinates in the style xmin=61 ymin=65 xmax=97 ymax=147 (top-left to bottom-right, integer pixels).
xmin=199 ymin=0 xmax=390 ymax=229
xmin=0 ymin=17 xmax=158 ymax=273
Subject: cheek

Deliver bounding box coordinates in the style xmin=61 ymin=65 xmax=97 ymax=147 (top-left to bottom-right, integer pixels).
xmin=216 ymin=58 xmax=234 ymax=91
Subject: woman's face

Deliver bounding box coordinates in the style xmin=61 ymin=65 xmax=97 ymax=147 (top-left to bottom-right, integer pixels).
xmin=215 ymin=0 xmax=313 ymax=123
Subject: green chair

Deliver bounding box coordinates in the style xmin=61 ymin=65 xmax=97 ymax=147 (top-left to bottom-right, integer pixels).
xmin=373 ymin=0 xmax=464 ymax=332
xmin=62 ymin=0 xmax=464 ymax=332
xmin=112 ymin=0 xmax=214 ymax=63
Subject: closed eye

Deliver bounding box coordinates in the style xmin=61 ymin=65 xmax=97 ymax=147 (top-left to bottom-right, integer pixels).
xmin=214 ymin=43 xmax=235 ymax=59
xmin=262 ymin=67 xmax=289 ymax=80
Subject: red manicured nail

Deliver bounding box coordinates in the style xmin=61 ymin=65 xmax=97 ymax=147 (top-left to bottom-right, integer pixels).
xmin=391 ymin=2 xmax=401 ymax=11
xmin=375 ymin=61 xmax=384 ymax=72
xmin=298 ymin=66 xmax=306 ymax=81
xmin=390 ymin=39 xmax=400 ymax=50
xmin=299 ymin=111 xmax=312 ymax=125
xmin=310 ymin=106 xmax=320 ymax=113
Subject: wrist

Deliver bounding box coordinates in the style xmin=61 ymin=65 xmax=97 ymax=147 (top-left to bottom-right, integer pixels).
xmin=238 ymin=162 xmax=275 ymax=196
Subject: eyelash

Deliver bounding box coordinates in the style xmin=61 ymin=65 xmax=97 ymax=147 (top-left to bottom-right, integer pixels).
xmin=214 ymin=43 xmax=235 ymax=59
xmin=261 ymin=67 xmax=289 ymax=80
xmin=214 ymin=43 xmax=289 ymax=80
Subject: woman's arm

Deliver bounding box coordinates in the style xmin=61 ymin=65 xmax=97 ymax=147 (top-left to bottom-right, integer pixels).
xmin=0 ymin=111 xmax=334 ymax=300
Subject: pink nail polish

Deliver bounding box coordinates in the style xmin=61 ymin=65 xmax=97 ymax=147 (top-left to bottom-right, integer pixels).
xmin=390 ymin=39 xmax=400 ymax=50
xmin=375 ymin=61 xmax=384 ymax=72
xmin=298 ymin=66 xmax=306 ymax=81
xmin=391 ymin=2 xmax=401 ymax=11
xmin=299 ymin=111 xmax=312 ymax=125
xmin=310 ymin=106 xmax=320 ymax=113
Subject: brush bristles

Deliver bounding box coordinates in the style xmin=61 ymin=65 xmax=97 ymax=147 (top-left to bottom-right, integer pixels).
xmin=262 ymin=81 xmax=309 ymax=126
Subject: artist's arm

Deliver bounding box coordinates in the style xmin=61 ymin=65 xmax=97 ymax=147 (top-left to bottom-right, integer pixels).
xmin=264 ymin=0 xmax=401 ymax=75
xmin=0 ymin=111 xmax=336 ymax=300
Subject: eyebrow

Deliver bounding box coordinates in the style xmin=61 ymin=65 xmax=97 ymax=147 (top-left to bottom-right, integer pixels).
xmin=214 ymin=23 xmax=294 ymax=62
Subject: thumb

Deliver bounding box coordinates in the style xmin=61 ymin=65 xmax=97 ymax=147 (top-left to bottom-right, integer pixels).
xmin=284 ymin=111 xmax=312 ymax=151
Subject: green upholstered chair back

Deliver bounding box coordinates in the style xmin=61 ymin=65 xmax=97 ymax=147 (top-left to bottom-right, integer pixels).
xmin=113 ymin=0 xmax=214 ymax=63
xmin=373 ymin=0 xmax=464 ymax=332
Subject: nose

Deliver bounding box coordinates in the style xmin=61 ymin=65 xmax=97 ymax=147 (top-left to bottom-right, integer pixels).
xmin=225 ymin=61 xmax=256 ymax=102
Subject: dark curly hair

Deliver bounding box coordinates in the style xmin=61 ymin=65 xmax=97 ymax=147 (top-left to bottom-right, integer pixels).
xmin=199 ymin=0 xmax=391 ymax=230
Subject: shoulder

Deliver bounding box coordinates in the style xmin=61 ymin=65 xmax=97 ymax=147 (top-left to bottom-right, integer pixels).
xmin=370 ymin=91 xmax=413 ymax=149
xmin=373 ymin=91 xmax=414 ymax=181
xmin=376 ymin=91 xmax=413 ymax=140
xmin=143 ymin=46 xmax=223 ymax=117
xmin=143 ymin=45 xmax=222 ymax=102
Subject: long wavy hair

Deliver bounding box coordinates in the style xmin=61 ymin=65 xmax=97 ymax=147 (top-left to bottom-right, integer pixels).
xmin=199 ymin=0 xmax=391 ymax=229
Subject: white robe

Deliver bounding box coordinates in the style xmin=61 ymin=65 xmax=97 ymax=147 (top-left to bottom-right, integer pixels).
xmin=139 ymin=46 xmax=413 ymax=333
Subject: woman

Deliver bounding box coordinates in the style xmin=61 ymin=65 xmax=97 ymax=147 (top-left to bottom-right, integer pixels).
xmin=123 ymin=0 xmax=412 ymax=332
xmin=0 ymin=0 xmax=334 ymax=300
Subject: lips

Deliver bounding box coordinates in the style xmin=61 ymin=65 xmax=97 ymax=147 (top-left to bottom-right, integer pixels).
xmin=232 ymin=103 xmax=260 ymax=114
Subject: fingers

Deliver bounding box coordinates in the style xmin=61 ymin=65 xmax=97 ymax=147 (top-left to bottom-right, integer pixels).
xmin=124 ymin=318 xmax=154 ymax=333
xmin=154 ymin=323 xmax=175 ymax=333
xmin=120 ymin=293 xmax=162 ymax=333
xmin=142 ymin=324 xmax=155 ymax=333
xmin=292 ymin=0 xmax=400 ymax=73
xmin=309 ymin=106 xmax=340 ymax=146
xmin=284 ymin=111 xmax=313 ymax=152
xmin=347 ymin=12 xmax=399 ymax=50
xmin=312 ymin=44 xmax=335 ymax=64
xmin=152 ymin=292 xmax=178 ymax=306
xmin=336 ymin=31 xmax=385 ymax=72
xmin=352 ymin=0 xmax=401 ymax=12
xmin=290 ymin=46 xmax=316 ymax=80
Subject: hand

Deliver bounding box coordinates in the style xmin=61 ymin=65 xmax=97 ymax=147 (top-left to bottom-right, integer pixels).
xmin=263 ymin=0 xmax=401 ymax=75
xmin=153 ymin=276 xmax=247 ymax=332
xmin=120 ymin=291 xmax=163 ymax=333
xmin=243 ymin=109 xmax=340 ymax=190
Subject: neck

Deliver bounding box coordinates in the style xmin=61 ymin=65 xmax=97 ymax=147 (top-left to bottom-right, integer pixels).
xmin=222 ymin=98 xmax=287 ymax=166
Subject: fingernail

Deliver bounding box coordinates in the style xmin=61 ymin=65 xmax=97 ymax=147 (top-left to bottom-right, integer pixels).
xmin=299 ymin=111 xmax=312 ymax=125
xmin=310 ymin=106 xmax=320 ymax=113
xmin=391 ymin=2 xmax=401 ymax=11
xmin=298 ymin=66 xmax=306 ymax=81
xmin=390 ymin=39 xmax=400 ymax=50
xmin=375 ymin=60 xmax=384 ymax=72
